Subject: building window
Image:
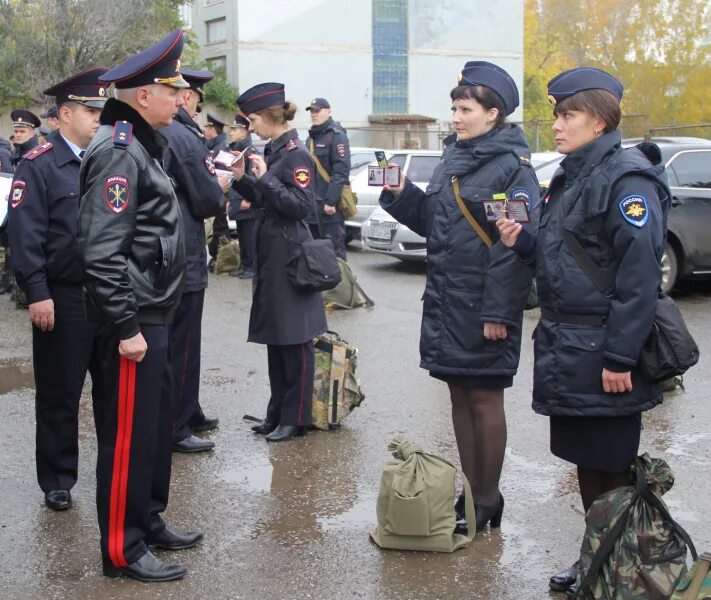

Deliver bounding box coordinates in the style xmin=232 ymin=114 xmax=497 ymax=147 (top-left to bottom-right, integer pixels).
xmin=372 ymin=0 xmax=408 ymax=114
xmin=206 ymin=18 xmax=226 ymax=44
xmin=178 ymin=3 xmax=192 ymax=29
xmin=207 ymin=56 xmax=227 ymax=74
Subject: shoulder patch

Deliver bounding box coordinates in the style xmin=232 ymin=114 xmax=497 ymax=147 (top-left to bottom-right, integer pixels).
xmin=287 ymin=139 xmax=298 ymax=152
xmin=336 ymin=143 xmax=346 ymax=158
xmin=23 ymin=143 xmax=53 ymax=161
xmin=509 ymin=187 xmax=531 ymax=206
xmin=104 ymin=175 xmax=130 ymax=213
xmin=10 ymin=180 xmax=26 ymax=208
xmin=204 ymin=152 xmax=216 ymax=175
xmin=619 ymin=194 xmax=648 ymax=227
xmin=113 ymin=121 xmax=133 ymax=147
xmin=292 ymin=166 xmax=311 ymax=189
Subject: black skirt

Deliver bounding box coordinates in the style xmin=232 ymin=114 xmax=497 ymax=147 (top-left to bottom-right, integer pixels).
xmin=429 ymin=371 xmax=513 ymax=390
xmin=550 ymin=413 xmax=642 ymax=472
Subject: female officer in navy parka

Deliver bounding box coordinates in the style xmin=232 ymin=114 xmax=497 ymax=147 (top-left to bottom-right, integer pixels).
xmin=498 ymin=68 xmax=668 ymax=596
xmin=380 ymin=62 xmax=540 ymax=534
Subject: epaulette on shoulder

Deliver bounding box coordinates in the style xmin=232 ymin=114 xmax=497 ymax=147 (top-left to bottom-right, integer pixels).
xmin=23 ymin=142 xmax=53 ymax=161
xmin=113 ymin=120 xmax=133 ymax=147
xmin=286 ymin=138 xmax=299 ymax=152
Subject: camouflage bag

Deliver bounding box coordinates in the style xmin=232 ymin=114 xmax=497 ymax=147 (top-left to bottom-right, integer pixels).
xmin=671 ymin=551 xmax=711 ymax=600
xmin=311 ymin=331 xmax=364 ymax=430
xmin=576 ymin=454 xmax=697 ymax=600
xmin=215 ymin=236 xmax=240 ymax=275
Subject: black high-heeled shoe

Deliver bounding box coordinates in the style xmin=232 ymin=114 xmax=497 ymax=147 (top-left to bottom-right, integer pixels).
xmin=475 ymin=494 xmax=504 ymax=533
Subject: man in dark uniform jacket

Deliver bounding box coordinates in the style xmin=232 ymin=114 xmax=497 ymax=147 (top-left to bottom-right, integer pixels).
xmin=1 ymin=110 xmax=41 ymax=295
xmin=305 ymin=97 xmax=351 ymax=260
xmin=40 ymin=105 xmax=60 ymax=132
xmin=227 ymin=113 xmax=260 ymax=278
xmin=7 ymin=68 xmax=108 ymax=512
xmin=161 ymin=68 xmax=228 ymax=453
xmin=0 ymin=137 xmax=12 ymax=173
xmin=204 ymin=113 xmax=230 ymax=267
xmin=78 ymin=29 xmax=200 ymax=583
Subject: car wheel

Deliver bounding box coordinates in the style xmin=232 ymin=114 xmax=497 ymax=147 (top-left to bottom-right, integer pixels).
xmin=660 ymin=242 xmax=678 ymax=294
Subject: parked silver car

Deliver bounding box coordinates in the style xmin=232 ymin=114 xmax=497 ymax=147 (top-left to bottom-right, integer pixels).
xmin=362 ymin=151 xmax=562 ymax=261
xmin=347 ymin=149 xmax=443 ymax=241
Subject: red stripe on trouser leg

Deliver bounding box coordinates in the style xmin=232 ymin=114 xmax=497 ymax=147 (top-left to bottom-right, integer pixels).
xmin=297 ymin=344 xmax=306 ymax=424
xmin=108 ymin=357 xmax=136 ymax=568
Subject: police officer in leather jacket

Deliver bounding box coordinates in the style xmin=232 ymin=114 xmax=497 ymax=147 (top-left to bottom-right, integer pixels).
xmin=78 ymin=29 xmax=200 ymax=584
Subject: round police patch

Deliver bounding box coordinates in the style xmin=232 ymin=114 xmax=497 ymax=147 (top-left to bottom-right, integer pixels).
xmin=336 ymin=143 xmax=346 ymax=158
xmin=104 ymin=175 xmax=130 ymax=214
xmin=204 ymin=153 xmax=216 ymax=175
xmin=510 ymin=187 xmax=531 ymax=206
xmin=619 ymin=195 xmax=648 ymax=227
xmin=10 ymin=180 xmax=26 ymax=208
xmin=293 ymin=166 xmax=311 ymax=189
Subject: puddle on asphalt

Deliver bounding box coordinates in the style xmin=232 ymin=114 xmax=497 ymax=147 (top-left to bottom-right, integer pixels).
xmin=0 ymin=358 xmax=34 ymax=394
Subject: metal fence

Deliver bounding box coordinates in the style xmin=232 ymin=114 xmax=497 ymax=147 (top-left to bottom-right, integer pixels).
xmin=347 ymin=117 xmax=711 ymax=153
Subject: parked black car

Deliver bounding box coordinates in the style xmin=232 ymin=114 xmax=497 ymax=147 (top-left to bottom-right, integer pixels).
xmin=627 ymin=137 xmax=711 ymax=293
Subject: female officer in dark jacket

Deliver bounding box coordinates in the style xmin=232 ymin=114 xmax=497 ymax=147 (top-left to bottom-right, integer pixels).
xmin=498 ymin=68 xmax=669 ymax=596
xmin=231 ymin=83 xmax=327 ymax=442
xmin=380 ymin=62 xmax=539 ymax=533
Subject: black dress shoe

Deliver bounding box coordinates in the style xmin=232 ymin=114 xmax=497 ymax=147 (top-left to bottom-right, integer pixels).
xmin=475 ymin=494 xmax=504 ymax=533
xmin=208 ymin=258 xmax=215 ymax=273
xmin=148 ymin=527 xmax=203 ymax=551
xmin=172 ymin=435 xmax=215 ymax=453
xmin=251 ymin=419 xmax=278 ymax=434
xmin=238 ymin=270 xmax=255 ymax=279
xmin=229 ymin=268 xmax=244 ymax=278
xmin=550 ymin=561 xmax=579 ymax=592
xmin=566 ymin=583 xmax=578 ymax=598
xmin=45 ymin=489 xmax=72 ymax=511
xmin=192 ymin=416 xmax=219 ymax=433
xmin=265 ymin=425 xmax=306 ymax=442
xmin=102 ymin=550 xmax=186 ymax=582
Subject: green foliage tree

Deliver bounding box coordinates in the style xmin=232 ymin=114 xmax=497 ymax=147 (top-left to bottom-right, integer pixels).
xmin=0 ymin=0 xmax=185 ymax=110
xmin=524 ymin=0 xmax=711 ymax=144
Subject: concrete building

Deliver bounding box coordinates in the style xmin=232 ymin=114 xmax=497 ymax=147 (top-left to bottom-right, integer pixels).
xmin=185 ymin=0 xmax=524 ymax=148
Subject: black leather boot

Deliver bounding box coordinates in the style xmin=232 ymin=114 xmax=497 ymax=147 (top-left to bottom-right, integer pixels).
xmin=549 ymin=561 xmax=579 ymax=592
xmin=147 ymin=527 xmax=203 ymax=550
xmin=265 ymin=425 xmax=306 ymax=442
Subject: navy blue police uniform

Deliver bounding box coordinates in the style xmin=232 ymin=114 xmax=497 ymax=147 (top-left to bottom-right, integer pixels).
xmin=161 ymin=69 xmax=225 ymax=450
xmin=0 ymin=137 xmax=12 ymax=173
xmin=7 ymin=69 xmax=109 ymax=511
xmin=205 ymin=113 xmax=230 ymax=264
xmin=380 ymin=62 xmax=539 ymax=387
xmin=512 ymin=68 xmax=669 ymax=472
xmin=228 ymin=113 xmax=261 ymax=278
xmin=78 ymin=29 xmax=197 ymax=582
xmin=305 ymin=98 xmax=351 ymax=260
xmin=233 ymin=83 xmax=327 ymax=442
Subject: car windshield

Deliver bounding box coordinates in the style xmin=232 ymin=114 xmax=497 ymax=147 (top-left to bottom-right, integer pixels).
xmin=350 ymin=152 xmax=376 ymax=176
xmin=535 ymin=157 xmax=563 ymax=183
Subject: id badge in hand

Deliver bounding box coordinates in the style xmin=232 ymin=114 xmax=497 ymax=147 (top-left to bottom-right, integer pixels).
xmin=215 ymin=149 xmax=242 ymax=169
xmin=483 ymin=193 xmax=530 ymax=223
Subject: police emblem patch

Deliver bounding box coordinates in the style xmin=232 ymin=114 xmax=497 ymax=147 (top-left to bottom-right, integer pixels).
xmin=287 ymin=139 xmax=298 ymax=152
xmin=337 ymin=143 xmax=346 ymax=158
xmin=510 ymin=187 xmax=531 ymax=206
xmin=205 ymin=153 xmax=216 ymax=175
xmin=293 ymin=167 xmax=311 ymax=189
xmin=619 ymin=194 xmax=648 ymax=227
xmin=10 ymin=180 xmax=26 ymax=208
xmin=104 ymin=175 xmax=130 ymax=213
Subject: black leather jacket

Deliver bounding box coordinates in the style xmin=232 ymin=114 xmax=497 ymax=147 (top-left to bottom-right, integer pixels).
xmin=78 ymin=99 xmax=186 ymax=339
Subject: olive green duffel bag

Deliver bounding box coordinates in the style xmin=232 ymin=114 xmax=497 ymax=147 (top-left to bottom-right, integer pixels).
xmin=370 ymin=435 xmax=474 ymax=553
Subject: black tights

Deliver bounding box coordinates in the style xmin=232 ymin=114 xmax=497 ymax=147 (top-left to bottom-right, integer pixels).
xmin=577 ymin=466 xmax=632 ymax=512
xmin=449 ymin=385 xmax=506 ymax=507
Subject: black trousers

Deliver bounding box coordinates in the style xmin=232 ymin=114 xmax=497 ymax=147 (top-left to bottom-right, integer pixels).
xmin=236 ymin=218 xmax=257 ymax=272
xmin=309 ymin=221 xmax=347 ymax=261
xmin=170 ymin=290 xmax=206 ymax=442
xmin=94 ymin=324 xmax=172 ymax=566
xmin=266 ymin=343 xmax=315 ymax=427
xmin=33 ymin=284 xmax=101 ymax=492
xmin=209 ymin=210 xmax=230 ymax=259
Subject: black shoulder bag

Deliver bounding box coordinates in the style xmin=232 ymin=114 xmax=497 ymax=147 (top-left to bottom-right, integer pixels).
xmin=284 ymin=197 xmax=341 ymax=293
xmin=561 ymin=226 xmax=699 ymax=382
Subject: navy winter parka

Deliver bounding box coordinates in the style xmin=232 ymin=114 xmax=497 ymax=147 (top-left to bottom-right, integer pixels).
xmin=380 ymin=125 xmax=540 ymax=377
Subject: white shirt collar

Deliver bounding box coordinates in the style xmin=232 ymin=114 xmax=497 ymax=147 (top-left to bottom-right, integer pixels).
xmin=59 ymin=133 xmax=85 ymax=159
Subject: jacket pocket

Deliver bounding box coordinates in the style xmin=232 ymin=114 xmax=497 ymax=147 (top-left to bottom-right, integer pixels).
xmin=441 ymin=287 xmax=497 ymax=352
xmin=156 ymin=236 xmax=173 ymax=289
xmin=556 ymin=325 xmax=607 ymax=395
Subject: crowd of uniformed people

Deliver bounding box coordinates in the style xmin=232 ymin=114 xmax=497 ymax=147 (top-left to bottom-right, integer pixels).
xmin=0 ymin=28 xmax=669 ymax=596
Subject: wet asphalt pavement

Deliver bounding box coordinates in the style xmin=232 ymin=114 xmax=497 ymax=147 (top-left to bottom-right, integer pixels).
xmin=1 ymin=244 xmax=710 ymax=600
